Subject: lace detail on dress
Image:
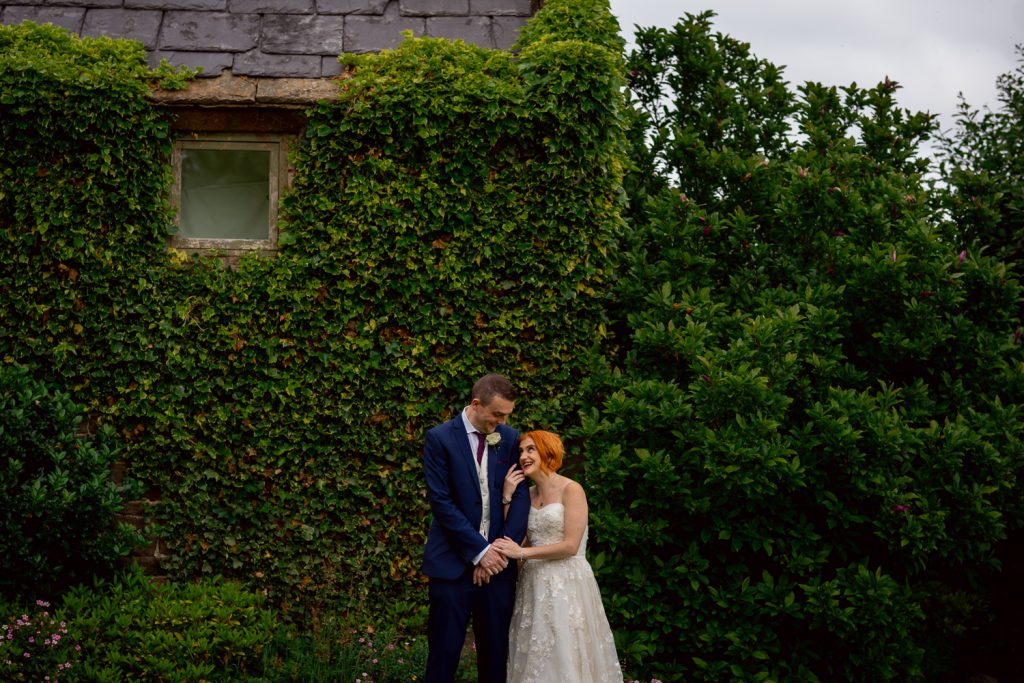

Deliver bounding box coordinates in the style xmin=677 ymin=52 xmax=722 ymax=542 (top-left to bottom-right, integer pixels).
xmin=506 ymin=504 xmax=623 ymax=683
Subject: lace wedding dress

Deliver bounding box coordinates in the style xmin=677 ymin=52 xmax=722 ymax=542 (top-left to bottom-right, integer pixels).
xmin=507 ymin=503 xmax=623 ymax=683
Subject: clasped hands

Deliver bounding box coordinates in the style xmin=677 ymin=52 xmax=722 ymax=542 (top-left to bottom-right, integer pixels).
xmin=473 ymin=538 xmax=526 ymax=586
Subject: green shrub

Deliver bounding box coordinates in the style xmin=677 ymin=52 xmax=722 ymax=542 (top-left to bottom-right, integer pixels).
xmin=0 ymin=364 xmax=144 ymax=601
xmin=62 ymin=564 xmax=277 ymax=682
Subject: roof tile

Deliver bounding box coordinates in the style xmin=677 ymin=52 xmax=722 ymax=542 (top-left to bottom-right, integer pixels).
xmin=233 ymin=48 xmax=323 ymax=77
xmin=262 ymin=13 xmax=344 ymax=55
xmin=160 ymin=10 xmax=260 ymax=51
xmin=82 ymin=8 xmax=162 ymax=48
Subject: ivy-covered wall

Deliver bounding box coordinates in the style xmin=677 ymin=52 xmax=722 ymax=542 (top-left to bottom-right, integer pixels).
xmin=0 ymin=0 xmax=627 ymax=620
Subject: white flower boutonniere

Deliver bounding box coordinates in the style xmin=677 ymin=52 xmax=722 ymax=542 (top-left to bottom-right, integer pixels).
xmin=485 ymin=432 xmax=501 ymax=450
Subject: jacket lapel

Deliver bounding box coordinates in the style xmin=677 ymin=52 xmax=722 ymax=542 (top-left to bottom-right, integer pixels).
xmin=451 ymin=417 xmax=481 ymax=493
xmin=486 ymin=430 xmax=500 ymax=488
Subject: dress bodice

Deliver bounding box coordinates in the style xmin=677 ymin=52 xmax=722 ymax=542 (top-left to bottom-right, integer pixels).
xmin=528 ymin=503 xmax=587 ymax=557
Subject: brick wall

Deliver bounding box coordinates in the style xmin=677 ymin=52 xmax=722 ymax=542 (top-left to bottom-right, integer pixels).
xmin=110 ymin=460 xmax=168 ymax=576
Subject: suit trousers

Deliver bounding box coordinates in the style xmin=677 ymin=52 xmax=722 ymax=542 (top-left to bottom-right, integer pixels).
xmin=425 ymin=564 xmax=516 ymax=683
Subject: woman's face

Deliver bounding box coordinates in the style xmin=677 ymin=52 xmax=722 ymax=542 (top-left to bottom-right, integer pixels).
xmin=518 ymin=437 xmax=542 ymax=477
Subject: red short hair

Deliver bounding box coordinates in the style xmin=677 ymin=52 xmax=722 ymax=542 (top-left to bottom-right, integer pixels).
xmin=519 ymin=430 xmax=564 ymax=473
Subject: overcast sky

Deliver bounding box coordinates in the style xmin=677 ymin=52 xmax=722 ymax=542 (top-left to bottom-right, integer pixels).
xmin=607 ymin=0 xmax=1023 ymax=140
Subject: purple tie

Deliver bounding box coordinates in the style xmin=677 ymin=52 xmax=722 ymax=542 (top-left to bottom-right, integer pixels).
xmin=475 ymin=432 xmax=485 ymax=464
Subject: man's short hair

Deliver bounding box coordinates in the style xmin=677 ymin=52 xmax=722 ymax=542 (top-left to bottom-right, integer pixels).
xmin=472 ymin=373 xmax=517 ymax=405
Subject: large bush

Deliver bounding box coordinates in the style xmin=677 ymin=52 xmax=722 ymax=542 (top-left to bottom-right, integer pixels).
xmin=0 ymin=364 xmax=144 ymax=601
xmin=579 ymin=12 xmax=1024 ymax=681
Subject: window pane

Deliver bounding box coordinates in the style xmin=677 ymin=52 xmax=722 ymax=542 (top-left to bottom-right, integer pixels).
xmin=180 ymin=149 xmax=270 ymax=240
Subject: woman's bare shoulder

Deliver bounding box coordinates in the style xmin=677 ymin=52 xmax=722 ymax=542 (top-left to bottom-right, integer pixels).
xmin=558 ymin=476 xmax=586 ymax=500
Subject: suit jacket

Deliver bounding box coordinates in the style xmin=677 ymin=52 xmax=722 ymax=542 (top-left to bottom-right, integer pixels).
xmin=422 ymin=417 xmax=530 ymax=580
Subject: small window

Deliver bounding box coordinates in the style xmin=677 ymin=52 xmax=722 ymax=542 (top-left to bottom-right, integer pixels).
xmin=171 ymin=134 xmax=290 ymax=252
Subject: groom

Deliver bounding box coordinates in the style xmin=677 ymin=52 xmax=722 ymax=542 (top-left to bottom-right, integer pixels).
xmin=422 ymin=373 xmax=530 ymax=683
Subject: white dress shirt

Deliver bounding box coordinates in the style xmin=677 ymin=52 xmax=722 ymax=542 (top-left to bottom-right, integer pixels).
xmin=462 ymin=408 xmax=491 ymax=565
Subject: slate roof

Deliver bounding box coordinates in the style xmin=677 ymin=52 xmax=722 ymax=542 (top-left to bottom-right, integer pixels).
xmin=0 ymin=0 xmax=535 ymax=78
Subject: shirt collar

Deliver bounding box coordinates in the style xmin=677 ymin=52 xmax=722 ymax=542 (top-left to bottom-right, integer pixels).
xmin=461 ymin=407 xmax=477 ymax=435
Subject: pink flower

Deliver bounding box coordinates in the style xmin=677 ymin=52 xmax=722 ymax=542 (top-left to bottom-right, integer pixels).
xmin=891 ymin=249 xmax=897 ymax=263
xmin=891 ymin=504 xmax=909 ymax=513
xmin=958 ymin=250 xmax=967 ymax=265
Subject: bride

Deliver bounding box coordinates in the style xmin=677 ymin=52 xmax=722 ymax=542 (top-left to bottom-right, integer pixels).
xmin=493 ymin=430 xmax=623 ymax=683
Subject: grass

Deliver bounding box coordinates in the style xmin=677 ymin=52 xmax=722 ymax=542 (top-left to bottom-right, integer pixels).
xmin=259 ymin=617 xmax=428 ymax=682
xmin=258 ymin=617 xmax=486 ymax=682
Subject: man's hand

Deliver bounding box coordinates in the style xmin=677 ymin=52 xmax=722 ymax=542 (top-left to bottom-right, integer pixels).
xmin=478 ymin=546 xmax=508 ymax=576
xmin=472 ymin=564 xmax=490 ymax=586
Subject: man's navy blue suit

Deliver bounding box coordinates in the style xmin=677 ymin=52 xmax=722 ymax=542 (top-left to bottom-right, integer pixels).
xmin=422 ymin=417 xmax=530 ymax=683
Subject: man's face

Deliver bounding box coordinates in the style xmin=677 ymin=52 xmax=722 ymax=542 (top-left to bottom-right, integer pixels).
xmin=469 ymin=395 xmax=514 ymax=434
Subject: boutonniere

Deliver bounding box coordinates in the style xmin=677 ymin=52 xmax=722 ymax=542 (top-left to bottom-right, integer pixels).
xmin=485 ymin=432 xmax=501 ymax=450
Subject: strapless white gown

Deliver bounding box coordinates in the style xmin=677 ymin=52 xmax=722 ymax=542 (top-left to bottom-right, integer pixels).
xmin=507 ymin=503 xmax=623 ymax=683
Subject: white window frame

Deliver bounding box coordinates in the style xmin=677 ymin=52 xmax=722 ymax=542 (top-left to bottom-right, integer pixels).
xmin=170 ymin=133 xmax=291 ymax=252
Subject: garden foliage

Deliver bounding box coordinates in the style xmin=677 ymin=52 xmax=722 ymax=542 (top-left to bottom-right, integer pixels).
xmin=579 ymin=12 xmax=1024 ymax=681
xmin=0 ymin=364 xmax=144 ymax=602
xmin=936 ymin=44 xmax=1024 ymax=300
xmin=0 ymin=0 xmax=626 ymax=620
xmin=60 ymin=564 xmax=276 ymax=681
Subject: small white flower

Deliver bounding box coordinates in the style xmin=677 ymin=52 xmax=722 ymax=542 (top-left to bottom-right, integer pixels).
xmin=485 ymin=432 xmax=501 ymax=448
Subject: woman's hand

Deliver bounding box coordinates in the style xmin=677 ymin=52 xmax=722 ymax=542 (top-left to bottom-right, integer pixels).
xmin=492 ymin=536 xmax=524 ymax=560
xmin=503 ymin=463 xmax=525 ymax=501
